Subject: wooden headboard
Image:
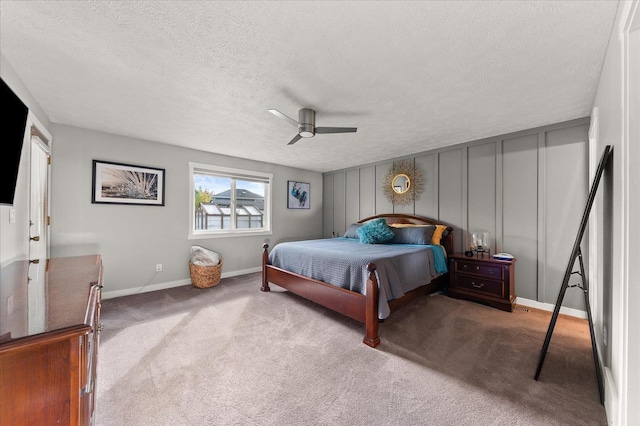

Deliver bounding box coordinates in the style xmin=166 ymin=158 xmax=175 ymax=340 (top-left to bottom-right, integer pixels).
xmin=357 ymin=213 xmax=454 ymax=255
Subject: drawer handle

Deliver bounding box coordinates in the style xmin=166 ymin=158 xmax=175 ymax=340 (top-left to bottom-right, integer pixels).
xmin=476 ymin=266 xmax=480 ymax=270
xmin=472 ymin=282 xmax=484 ymax=289
xmin=462 ymin=265 xmax=468 ymax=269
xmin=81 ymin=380 xmax=94 ymax=397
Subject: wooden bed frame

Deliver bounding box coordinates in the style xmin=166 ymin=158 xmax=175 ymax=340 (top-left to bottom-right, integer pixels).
xmin=260 ymin=214 xmax=454 ymax=348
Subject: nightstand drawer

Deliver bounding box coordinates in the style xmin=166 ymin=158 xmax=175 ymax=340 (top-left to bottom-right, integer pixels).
xmin=455 ymin=275 xmax=504 ymax=298
xmin=455 ymin=260 xmax=502 ymax=279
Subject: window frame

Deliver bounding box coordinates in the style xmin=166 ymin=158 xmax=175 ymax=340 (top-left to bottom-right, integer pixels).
xmin=189 ymin=162 xmax=272 ymax=239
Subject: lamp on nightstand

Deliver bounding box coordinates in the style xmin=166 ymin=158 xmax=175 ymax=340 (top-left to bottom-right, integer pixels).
xmin=471 ymin=231 xmax=491 ymax=258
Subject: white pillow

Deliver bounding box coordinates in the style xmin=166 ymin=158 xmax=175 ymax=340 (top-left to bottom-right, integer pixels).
xmin=190 ymin=246 xmax=220 ymax=266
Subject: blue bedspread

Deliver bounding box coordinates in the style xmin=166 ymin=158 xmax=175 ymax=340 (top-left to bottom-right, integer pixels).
xmin=268 ymin=237 xmax=448 ymax=319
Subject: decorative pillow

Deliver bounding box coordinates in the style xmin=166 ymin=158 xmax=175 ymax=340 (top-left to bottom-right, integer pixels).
xmin=356 ymin=218 xmax=395 ymax=244
xmin=343 ymin=223 xmax=362 ymax=239
xmin=431 ymin=224 xmax=449 ymax=245
xmin=390 ymin=225 xmax=436 ymax=245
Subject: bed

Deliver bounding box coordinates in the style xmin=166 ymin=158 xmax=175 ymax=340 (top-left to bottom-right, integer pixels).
xmin=260 ymin=214 xmax=454 ymax=348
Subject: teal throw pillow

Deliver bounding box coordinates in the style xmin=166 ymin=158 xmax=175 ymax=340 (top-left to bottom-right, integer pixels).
xmin=356 ymin=218 xmax=395 ymax=244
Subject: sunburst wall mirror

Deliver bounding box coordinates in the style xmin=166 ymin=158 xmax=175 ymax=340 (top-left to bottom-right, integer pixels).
xmin=382 ymin=160 xmax=423 ymax=206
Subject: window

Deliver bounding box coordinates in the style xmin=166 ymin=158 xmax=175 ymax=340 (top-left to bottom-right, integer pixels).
xmin=189 ymin=163 xmax=272 ymax=238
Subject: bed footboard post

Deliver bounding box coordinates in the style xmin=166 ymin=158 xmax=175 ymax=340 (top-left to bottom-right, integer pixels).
xmin=261 ymin=243 xmax=270 ymax=292
xmin=363 ymin=263 xmax=381 ymax=348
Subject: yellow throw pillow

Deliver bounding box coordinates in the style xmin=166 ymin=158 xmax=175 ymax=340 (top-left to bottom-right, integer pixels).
xmin=388 ymin=223 xmax=431 ymax=228
xmin=431 ymin=225 xmax=448 ymax=245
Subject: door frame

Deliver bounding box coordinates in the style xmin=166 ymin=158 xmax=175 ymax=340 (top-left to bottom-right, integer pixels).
xmin=26 ymin=112 xmax=52 ymax=262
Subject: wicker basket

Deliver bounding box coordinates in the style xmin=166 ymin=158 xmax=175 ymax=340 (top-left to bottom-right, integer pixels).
xmin=189 ymin=257 xmax=223 ymax=288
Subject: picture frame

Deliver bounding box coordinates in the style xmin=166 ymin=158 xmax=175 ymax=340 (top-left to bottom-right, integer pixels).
xmin=287 ymin=181 xmax=310 ymax=209
xmin=92 ymin=160 xmax=165 ymax=206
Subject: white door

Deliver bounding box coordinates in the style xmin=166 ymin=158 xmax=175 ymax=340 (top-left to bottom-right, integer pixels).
xmin=27 ymin=133 xmax=51 ymax=333
xmin=28 ymin=136 xmax=50 ymax=264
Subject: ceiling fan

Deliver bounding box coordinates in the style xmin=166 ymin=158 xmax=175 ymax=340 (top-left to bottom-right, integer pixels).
xmin=268 ymin=108 xmax=357 ymax=145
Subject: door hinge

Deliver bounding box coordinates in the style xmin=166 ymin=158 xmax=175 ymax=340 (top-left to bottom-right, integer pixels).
xmin=47 ymin=156 xmax=51 ymax=165
xmin=47 ymin=216 xmax=51 ymax=226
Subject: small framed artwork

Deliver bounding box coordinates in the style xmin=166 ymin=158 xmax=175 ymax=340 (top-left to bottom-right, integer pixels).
xmin=92 ymin=160 xmax=165 ymax=206
xmin=287 ymin=181 xmax=310 ymax=209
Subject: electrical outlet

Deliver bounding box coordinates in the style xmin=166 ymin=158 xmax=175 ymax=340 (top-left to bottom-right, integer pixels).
xmin=9 ymin=208 xmax=16 ymax=224
xmin=156 ymin=264 xmax=163 ymax=272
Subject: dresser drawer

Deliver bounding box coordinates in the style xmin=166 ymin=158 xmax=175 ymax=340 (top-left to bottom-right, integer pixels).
xmin=455 ymin=275 xmax=504 ymax=298
xmin=455 ymin=260 xmax=502 ymax=279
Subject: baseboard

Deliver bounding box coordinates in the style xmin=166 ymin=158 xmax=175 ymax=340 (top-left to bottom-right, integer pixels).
xmin=514 ymin=297 xmax=588 ymax=319
xmin=102 ymin=278 xmax=191 ymax=299
xmin=102 ymin=266 xmax=261 ymax=300
xmin=604 ymin=366 xmax=617 ymax=426
xmin=221 ymin=266 xmax=261 ymax=278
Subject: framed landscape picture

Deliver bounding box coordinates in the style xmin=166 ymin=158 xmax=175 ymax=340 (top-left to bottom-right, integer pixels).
xmin=287 ymin=181 xmax=310 ymax=209
xmin=92 ymin=160 xmax=165 ymax=206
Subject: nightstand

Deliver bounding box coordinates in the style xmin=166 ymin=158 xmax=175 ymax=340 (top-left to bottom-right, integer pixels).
xmin=447 ymin=253 xmax=516 ymax=312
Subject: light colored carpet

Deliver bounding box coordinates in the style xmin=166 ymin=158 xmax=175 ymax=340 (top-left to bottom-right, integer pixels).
xmin=96 ymin=272 xmax=607 ymax=425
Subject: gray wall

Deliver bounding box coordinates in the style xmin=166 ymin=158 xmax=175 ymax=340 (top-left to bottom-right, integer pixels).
xmin=323 ymin=118 xmax=589 ymax=310
xmin=49 ymin=124 xmax=323 ymax=298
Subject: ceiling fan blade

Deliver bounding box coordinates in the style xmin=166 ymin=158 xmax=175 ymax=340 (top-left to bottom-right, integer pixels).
xmin=287 ymin=134 xmax=303 ymax=145
xmin=268 ymin=109 xmax=299 ymax=126
xmin=315 ymin=127 xmax=358 ymax=134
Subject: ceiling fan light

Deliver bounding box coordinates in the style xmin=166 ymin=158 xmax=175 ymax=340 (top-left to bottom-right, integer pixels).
xmin=299 ymin=123 xmax=314 ymax=138
xmin=271 ymin=107 xmax=356 ymax=144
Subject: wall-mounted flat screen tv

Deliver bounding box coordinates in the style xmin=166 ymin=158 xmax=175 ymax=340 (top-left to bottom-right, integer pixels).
xmin=1 ymin=77 xmax=29 ymax=206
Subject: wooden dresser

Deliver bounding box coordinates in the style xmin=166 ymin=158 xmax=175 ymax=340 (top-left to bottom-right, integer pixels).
xmin=447 ymin=253 xmax=516 ymax=312
xmin=0 ymin=255 xmax=103 ymax=426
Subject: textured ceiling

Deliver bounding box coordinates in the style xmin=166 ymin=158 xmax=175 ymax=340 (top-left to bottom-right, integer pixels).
xmin=0 ymin=1 xmax=618 ymax=172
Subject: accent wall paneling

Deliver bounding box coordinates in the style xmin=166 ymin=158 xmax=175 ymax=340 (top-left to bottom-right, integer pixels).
xmin=345 ymin=169 xmax=360 ymax=229
xmin=375 ymin=162 xmax=393 ymax=214
xmin=502 ymin=133 xmax=539 ymax=301
xmin=543 ymin=126 xmax=589 ymax=309
xmin=414 ymin=154 xmax=438 ymax=220
xmin=322 ymin=117 xmax=590 ymax=310
xmin=332 ymin=172 xmax=346 ymax=237
xmin=359 ymin=166 xmax=375 ymax=220
xmin=438 ymin=148 xmax=465 ymax=253
xmin=323 ymin=174 xmax=333 ymax=238
xmin=467 ymin=141 xmax=498 ymax=253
